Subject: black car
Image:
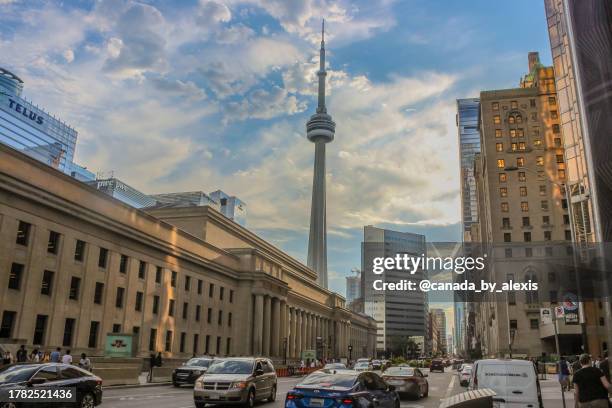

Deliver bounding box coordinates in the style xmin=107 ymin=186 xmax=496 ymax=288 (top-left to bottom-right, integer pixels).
xmin=0 ymin=363 xmax=102 ymax=407
xmin=172 ymin=357 xmax=214 ymax=387
xmin=429 ymin=360 xmax=444 ymax=373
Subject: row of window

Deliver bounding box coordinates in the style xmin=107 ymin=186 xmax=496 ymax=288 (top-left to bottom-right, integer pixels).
xmin=502 ymin=230 xmax=571 ymax=243
xmin=500 ymin=198 xmax=568 ymax=213
xmin=492 ymin=97 xmax=556 ymax=112
xmin=496 ymin=155 xmax=564 ymax=169
xmin=0 ymin=310 xmax=232 ymax=355
xmin=7 ymin=263 xmax=233 ymax=326
xmin=499 ymin=185 xmax=552 ymax=198
xmin=503 ymin=245 xmax=573 ymax=259
xmin=12 ymin=220 xmax=235 ymax=301
xmin=502 ymin=214 xmax=570 ymax=228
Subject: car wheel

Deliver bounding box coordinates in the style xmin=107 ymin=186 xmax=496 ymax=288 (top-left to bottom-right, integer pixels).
xmin=195 ymin=403 xmax=206 ymax=408
xmin=80 ymin=392 xmax=96 ymax=408
xmin=173 ymin=382 xmax=180 ymax=387
xmin=267 ymin=384 xmax=277 ymax=402
xmin=423 ymin=385 xmax=429 ymax=397
xmin=394 ymin=398 xmax=400 ymax=408
xmin=245 ymin=389 xmax=255 ymax=408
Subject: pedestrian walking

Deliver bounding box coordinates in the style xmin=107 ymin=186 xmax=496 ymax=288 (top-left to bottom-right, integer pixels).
xmin=2 ymin=351 xmax=13 ymax=365
xmin=50 ymin=347 xmax=61 ymax=363
xmin=16 ymin=345 xmax=28 ymax=362
xmin=598 ymin=351 xmax=609 ymax=382
xmin=155 ymin=352 xmax=163 ymax=368
xmin=572 ymin=353 xmax=611 ymax=408
xmin=30 ymin=348 xmax=39 ymax=362
xmin=79 ymin=353 xmax=92 ymax=371
xmin=558 ymin=356 xmax=570 ymax=391
xmin=42 ymin=351 xmax=50 ymax=362
xmin=61 ymin=350 xmax=73 ymax=365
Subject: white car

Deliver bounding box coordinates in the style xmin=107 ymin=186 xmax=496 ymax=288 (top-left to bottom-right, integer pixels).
xmin=459 ymin=365 xmax=472 ymax=386
xmin=469 ymin=359 xmax=543 ymax=407
xmin=354 ymin=362 xmax=371 ymax=372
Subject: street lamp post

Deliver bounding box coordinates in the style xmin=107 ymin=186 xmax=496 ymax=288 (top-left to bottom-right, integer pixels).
xmin=348 ymin=345 xmax=353 ymax=366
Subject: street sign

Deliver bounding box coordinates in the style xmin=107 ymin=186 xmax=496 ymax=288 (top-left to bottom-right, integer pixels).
xmin=540 ymin=308 xmax=552 ymax=324
xmin=562 ymin=292 xmax=579 ymax=311
xmin=565 ymin=312 xmax=579 ymax=325
xmin=302 ymin=349 xmax=316 ymax=360
xmin=555 ymin=306 xmax=565 ymax=318
xmin=105 ymin=333 xmax=134 ymax=357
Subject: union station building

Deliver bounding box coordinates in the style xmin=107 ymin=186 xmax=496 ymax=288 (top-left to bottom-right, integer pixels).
xmin=0 ymin=144 xmax=377 ymax=361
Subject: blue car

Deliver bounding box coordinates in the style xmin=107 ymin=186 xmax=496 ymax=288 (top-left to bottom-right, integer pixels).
xmin=285 ymin=370 xmax=400 ymax=408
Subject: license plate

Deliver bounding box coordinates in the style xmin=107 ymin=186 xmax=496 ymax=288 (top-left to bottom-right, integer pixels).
xmin=207 ymin=392 xmax=219 ymax=399
xmin=387 ymin=380 xmax=404 ymax=385
xmin=309 ymin=398 xmax=325 ymax=407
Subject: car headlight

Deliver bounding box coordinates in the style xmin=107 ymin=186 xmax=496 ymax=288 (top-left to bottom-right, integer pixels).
xmin=230 ymin=381 xmax=248 ymax=389
xmin=193 ymin=370 xmax=202 ymax=376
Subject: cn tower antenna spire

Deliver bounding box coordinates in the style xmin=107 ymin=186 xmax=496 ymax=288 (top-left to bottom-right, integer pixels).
xmin=306 ymin=18 xmax=335 ymax=288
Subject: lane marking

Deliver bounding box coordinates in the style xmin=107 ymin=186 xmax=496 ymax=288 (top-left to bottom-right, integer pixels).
xmin=445 ymin=375 xmax=456 ymax=398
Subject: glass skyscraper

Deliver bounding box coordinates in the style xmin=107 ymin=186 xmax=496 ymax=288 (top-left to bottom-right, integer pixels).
xmin=362 ymin=225 xmax=427 ymax=356
xmin=456 ymin=98 xmax=481 ymax=242
xmin=0 ymin=67 xmax=89 ymax=177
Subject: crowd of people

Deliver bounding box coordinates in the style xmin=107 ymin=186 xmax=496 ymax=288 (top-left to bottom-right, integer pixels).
xmin=558 ymin=351 xmax=611 ymax=407
xmin=1 ymin=345 xmax=93 ymax=371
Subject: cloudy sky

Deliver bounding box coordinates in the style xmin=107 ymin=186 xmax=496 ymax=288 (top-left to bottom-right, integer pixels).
xmin=0 ymin=0 xmax=552 ymax=299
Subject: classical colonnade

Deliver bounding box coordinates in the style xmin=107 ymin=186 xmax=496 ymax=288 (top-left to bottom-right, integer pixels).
xmin=251 ymin=293 xmax=370 ymax=359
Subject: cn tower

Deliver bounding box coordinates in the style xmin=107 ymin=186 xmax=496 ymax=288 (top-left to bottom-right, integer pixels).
xmin=306 ymin=20 xmax=336 ymax=288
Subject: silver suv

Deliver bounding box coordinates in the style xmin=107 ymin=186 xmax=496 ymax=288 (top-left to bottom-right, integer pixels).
xmin=194 ymin=357 xmax=277 ymax=408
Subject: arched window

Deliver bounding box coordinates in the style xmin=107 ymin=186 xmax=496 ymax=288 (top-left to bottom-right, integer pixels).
xmin=525 ymin=270 xmax=539 ymax=304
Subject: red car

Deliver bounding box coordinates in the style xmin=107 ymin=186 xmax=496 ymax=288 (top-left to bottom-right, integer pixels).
xmin=381 ymin=366 xmax=428 ymax=400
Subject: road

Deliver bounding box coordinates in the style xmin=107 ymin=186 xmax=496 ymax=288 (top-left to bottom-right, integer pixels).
xmin=99 ymin=368 xmax=576 ymax=408
xmin=101 ymin=368 xmax=464 ymax=408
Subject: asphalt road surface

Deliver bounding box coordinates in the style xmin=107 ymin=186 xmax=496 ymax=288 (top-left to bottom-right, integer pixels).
xmin=101 ymin=368 xmax=465 ymax=408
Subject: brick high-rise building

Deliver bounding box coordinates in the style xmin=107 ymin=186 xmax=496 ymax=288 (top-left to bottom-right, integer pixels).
xmin=472 ymin=53 xmax=582 ymax=358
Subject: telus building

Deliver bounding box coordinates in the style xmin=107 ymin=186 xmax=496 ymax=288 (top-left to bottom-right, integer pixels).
xmin=0 ymin=67 xmax=93 ymax=180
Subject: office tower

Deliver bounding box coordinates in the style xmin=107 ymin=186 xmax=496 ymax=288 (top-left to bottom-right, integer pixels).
xmin=208 ymin=190 xmax=247 ymax=227
xmin=0 ymin=67 xmax=94 ymax=180
xmin=306 ymin=22 xmax=336 ymax=288
xmin=345 ymin=269 xmax=361 ymax=304
xmin=362 ymin=225 xmax=427 ymax=356
xmin=473 ymin=53 xmax=578 ymax=358
xmin=88 ymin=177 xmax=157 ymax=208
xmin=430 ymin=308 xmax=447 ymax=354
xmin=457 ymin=98 xmax=482 ymax=242
xmin=544 ymin=0 xmax=612 ymax=357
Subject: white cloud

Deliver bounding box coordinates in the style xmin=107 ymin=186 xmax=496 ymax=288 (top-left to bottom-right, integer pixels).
xmin=62 ymin=49 xmax=75 ymax=63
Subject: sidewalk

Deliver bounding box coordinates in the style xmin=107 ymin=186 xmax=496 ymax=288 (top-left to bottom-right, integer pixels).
xmin=540 ymin=377 xmax=574 ymax=408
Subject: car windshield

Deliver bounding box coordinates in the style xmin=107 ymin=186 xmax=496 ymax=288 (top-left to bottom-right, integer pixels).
xmin=355 ymin=363 xmax=369 ymax=368
xmin=186 ymin=359 xmax=213 ymax=367
xmin=0 ymin=365 xmax=39 ymax=383
xmin=462 ymin=367 xmax=472 ymax=373
xmin=384 ymin=367 xmax=414 ymax=376
xmin=324 ymin=363 xmax=346 ymax=369
xmin=206 ymin=360 xmax=253 ymax=374
xmin=298 ymin=372 xmax=357 ymax=389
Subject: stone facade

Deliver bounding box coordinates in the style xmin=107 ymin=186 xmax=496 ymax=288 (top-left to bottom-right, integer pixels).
xmin=0 ymin=144 xmax=376 ymax=361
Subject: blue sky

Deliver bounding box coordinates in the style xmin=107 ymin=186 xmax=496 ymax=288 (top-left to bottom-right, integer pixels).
xmin=0 ymin=0 xmax=552 ymax=299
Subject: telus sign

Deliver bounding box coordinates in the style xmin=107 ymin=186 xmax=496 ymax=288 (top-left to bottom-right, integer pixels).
xmin=7 ymin=98 xmax=44 ymax=125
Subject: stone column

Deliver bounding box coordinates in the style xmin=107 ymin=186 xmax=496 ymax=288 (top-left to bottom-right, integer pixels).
xmin=289 ymin=307 xmax=296 ymax=358
xmin=301 ymin=310 xmax=308 ymax=353
xmin=279 ymin=300 xmax=287 ymax=358
xmin=272 ymin=298 xmax=281 ymax=356
xmin=253 ymin=294 xmax=264 ymax=355
xmin=262 ymin=296 xmax=271 ymax=356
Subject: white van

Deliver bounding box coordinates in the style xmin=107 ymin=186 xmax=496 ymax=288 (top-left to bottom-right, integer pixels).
xmin=468 ymin=359 xmax=543 ymax=408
